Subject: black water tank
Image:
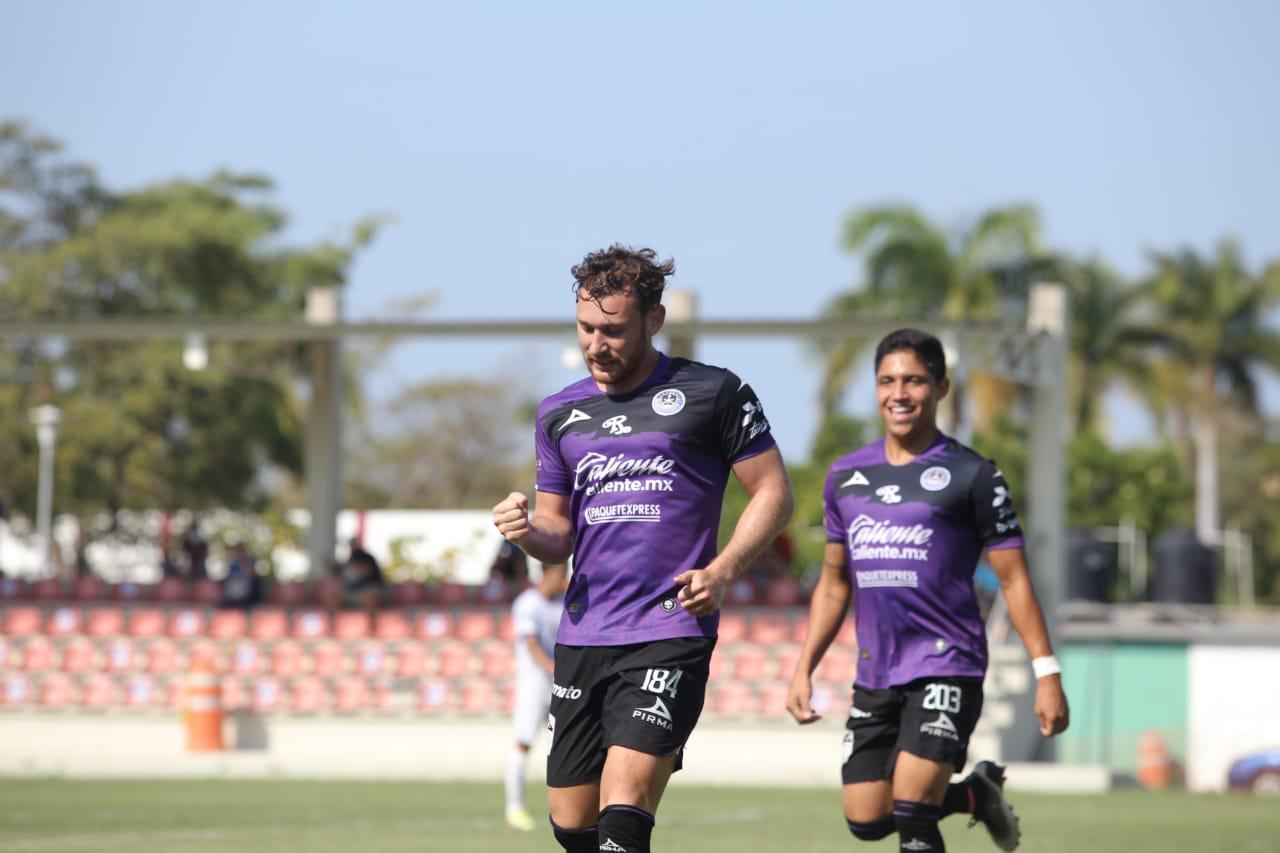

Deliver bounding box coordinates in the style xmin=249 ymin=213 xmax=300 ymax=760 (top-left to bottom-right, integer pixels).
xmin=1151 ymin=528 xmax=1217 ymax=604
xmin=1066 ymin=529 xmax=1114 ymax=602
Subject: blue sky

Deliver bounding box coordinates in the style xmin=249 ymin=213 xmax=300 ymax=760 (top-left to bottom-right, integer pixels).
xmin=6 ymin=1 xmax=1279 ymax=458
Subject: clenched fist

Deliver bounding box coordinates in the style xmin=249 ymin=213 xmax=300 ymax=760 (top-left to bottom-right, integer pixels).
xmin=492 ymin=492 xmax=531 ymax=542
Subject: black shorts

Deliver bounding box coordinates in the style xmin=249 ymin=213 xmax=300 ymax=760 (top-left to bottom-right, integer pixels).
xmin=841 ymin=677 xmax=984 ymax=784
xmin=546 ymin=637 xmax=715 ymax=788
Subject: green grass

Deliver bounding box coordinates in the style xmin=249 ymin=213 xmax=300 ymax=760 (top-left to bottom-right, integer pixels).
xmin=0 ymin=779 xmax=1276 ymax=852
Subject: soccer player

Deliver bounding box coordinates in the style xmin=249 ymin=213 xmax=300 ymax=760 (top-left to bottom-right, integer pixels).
xmin=506 ymin=561 xmax=569 ymax=831
xmin=492 ymin=245 xmax=793 ymax=853
xmin=786 ymin=328 xmax=1069 ymax=853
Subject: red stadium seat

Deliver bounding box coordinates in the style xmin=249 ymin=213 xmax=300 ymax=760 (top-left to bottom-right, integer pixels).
xmin=290 ymin=677 xmax=328 ymax=714
xmin=46 ymin=606 xmax=82 ymax=637
xmin=71 ymin=576 xmax=109 ymax=602
xmin=62 ymin=638 xmax=96 ymax=673
xmin=395 ymin=644 xmax=429 ymax=678
xmin=415 ymin=612 xmax=453 ymax=642
xmin=2 ymin=605 xmax=41 ymax=636
xmin=354 ymin=642 xmax=387 ymax=677
xmin=717 ymin=613 xmax=748 ymax=644
xmin=481 ymin=644 xmax=514 ymax=679
xmin=500 ymin=680 xmax=516 ymax=714
xmin=0 ymin=638 xmax=10 ymax=670
xmin=818 ymin=648 xmax=856 ymax=685
xmin=269 ymin=582 xmax=308 ymax=607
xmin=790 ymin=616 xmax=810 ymax=645
xmin=29 ymin=578 xmax=65 ymax=602
xmin=2 ymin=673 xmax=33 ymax=706
xmin=437 ymin=643 xmax=472 ymax=678
xmin=209 ymin=610 xmax=247 ymax=641
xmin=252 ymin=677 xmax=285 ymax=713
xmin=153 ymin=577 xmax=187 ymax=604
xmin=229 ymin=641 xmax=264 ymax=676
xmin=757 ymin=681 xmax=790 ymax=718
xmin=249 ymin=609 xmax=288 ymax=641
xmin=270 ymin=642 xmax=304 ymax=677
xmin=374 ymin=612 xmax=411 ymax=641
xmin=22 ymin=637 xmax=56 ymax=671
xmin=81 ymin=673 xmax=118 ymax=709
xmin=0 ymin=577 xmax=26 ymax=601
xmin=710 ymin=682 xmax=751 ymax=716
xmin=431 ymin=583 xmax=472 ymax=606
xmin=477 ymin=578 xmax=509 ymax=605
xmin=458 ymin=679 xmax=495 ymax=714
xmin=187 ymin=639 xmax=220 ymax=668
xmin=773 ymin=645 xmax=802 ymax=682
xmin=416 ymin=678 xmax=450 ymax=712
xmin=708 ymin=647 xmax=727 ymax=680
xmin=731 ymin=646 xmax=767 ymax=682
xmin=837 ymin=620 xmax=857 ymax=646
xmin=113 ymin=581 xmax=149 ymax=603
xmin=389 ymin=582 xmax=428 ymax=607
xmin=334 ymin=611 xmax=371 ymax=641
xmin=123 ymin=675 xmax=160 ymax=709
xmin=191 ymin=579 xmax=221 ymax=606
xmin=291 ymin=609 xmax=330 ymax=641
xmin=725 ymin=578 xmax=757 ymax=606
xmin=220 ymin=677 xmax=249 ymax=711
xmin=105 ymin=639 xmax=138 ymax=673
xmin=455 ymin=611 xmax=496 ymax=642
xmin=313 ymin=577 xmax=344 ymax=609
xmin=165 ymin=678 xmax=186 ymax=710
xmin=39 ymin=673 xmax=77 ymax=707
xmin=128 ymin=608 xmax=166 ymax=638
xmin=496 ymin=614 xmax=515 ymax=643
xmin=169 ymin=608 xmax=206 ymax=639
xmin=146 ymin=640 xmax=181 ymax=675
xmin=334 ymin=677 xmax=370 ymax=713
xmin=748 ymin=613 xmax=790 ymax=646
xmin=86 ymin=607 xmax=125 ymax=637
xmin=312 ymin=641 xmax=347 ymax=677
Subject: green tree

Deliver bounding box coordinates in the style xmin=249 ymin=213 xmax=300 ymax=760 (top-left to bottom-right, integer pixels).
xmin=820 ymin=203 xmax=1053 ymax=429
xmin=0 ymin=121 xmax=378 ymax=519
xmin=1144 ymin=241 xmax=1280 ymax=541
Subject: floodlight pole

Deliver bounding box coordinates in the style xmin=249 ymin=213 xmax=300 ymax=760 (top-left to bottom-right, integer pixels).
xmin=30 ymin=404 xmax=62 ymax=577
xmin=305 ymin=288 xmax=343 ymax=579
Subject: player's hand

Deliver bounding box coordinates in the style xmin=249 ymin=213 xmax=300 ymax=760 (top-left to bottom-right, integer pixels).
xmin=785 ymin=672 xmax=821 ymax=725
xmin=671 ymin=567 xmax=730 ymax=617
xmin=1035 ymin=674 xmax=1069 ymax=736
xmin=492 ymin=492 xmax=531 ymax=543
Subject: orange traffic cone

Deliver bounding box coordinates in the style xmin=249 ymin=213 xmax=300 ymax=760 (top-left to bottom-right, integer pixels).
xmin=1135 ymin=729 xmax=1171 ymax=790
xmin=184 ymin=658 xmax=224 ymax=751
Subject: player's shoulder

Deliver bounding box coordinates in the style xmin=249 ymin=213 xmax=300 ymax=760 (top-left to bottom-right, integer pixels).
xmin=826 ymin=439 xmax=886 ymax=483
xmin=933 ymin=436 xmax=999 ymax=482
xmin=512 ymin=586 xmax=540 ymax=611
xmin=666 ymin=356 xmax=738 ymax=395
xmin=536 ymin=376 xmax=601 ymax=428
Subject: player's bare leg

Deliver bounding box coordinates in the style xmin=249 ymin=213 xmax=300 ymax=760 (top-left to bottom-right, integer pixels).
xmin=548 ymin=781 xmax=599 ymax=851
xmin=595 ymin=746 xmax=674 ymax=852
xmin=842 ymin=779 xmax=896 ymax=841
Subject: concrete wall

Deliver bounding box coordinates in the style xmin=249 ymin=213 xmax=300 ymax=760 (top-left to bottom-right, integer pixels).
xmin=1188 ymin=645 xmax=1280 ymax=792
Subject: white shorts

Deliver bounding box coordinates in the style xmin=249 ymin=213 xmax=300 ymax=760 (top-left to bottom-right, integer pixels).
xmin=513 ymin=668 xmax=553 ymax=746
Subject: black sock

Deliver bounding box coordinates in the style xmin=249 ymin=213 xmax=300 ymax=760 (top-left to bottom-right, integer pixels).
xmin=893 ymin=800 xmax=945 ymax=853
xmin=551 ymin=818 xmax=597 ymax=853
xmin=847 ymin=817 xmax=896 ymax=841
xmin=597 ymin=804 xmax=655 ymax=853
xmin=940 ymin=779 xmax=976 ymax=817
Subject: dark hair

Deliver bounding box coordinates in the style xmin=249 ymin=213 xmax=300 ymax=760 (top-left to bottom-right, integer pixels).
xmin=571 ymin=244 xmax=674 ymax=314
xmin=874 ymin=328 xmax=947 ymax=383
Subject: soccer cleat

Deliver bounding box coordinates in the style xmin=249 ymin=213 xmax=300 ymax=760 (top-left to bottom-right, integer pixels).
xmin=967 ymin=760 xmax=1021 ymax=851
xmin=505 ymin=806 xmax=536 ymax=832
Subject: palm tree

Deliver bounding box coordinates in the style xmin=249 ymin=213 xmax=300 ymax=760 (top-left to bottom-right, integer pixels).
xmin=820 ymin=203 xmax=1052 ymax=432
xmin=1144 ymin=240 xmax=1280 ymax=542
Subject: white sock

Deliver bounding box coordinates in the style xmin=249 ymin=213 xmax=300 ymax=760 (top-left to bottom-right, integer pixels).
xmin=505 ymin=749 xmax=527 ymax=811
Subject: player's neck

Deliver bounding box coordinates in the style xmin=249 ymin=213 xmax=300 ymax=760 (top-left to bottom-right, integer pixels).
xmin=884 ymin=425 xmax=940 ymax=465
xmin=597 ymin=346 xmax=661 ymax=396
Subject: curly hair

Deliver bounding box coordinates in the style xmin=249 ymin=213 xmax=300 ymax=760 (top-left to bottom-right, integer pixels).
xmin=571 ymin=244 xmax=674 ymax=314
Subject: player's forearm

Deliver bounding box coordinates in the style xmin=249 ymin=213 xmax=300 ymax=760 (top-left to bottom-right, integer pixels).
xmin=1002 ymin=573 xmax=1054 ymax=660
xmin=516 ymin=516 xmax=574 ymax=565
xmin=796 ymin=569 xmax=851 ymax=676
xmin=707 ymin=482 xmax=794 ymax=582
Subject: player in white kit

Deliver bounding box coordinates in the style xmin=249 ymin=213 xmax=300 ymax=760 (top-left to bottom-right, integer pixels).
xmin=506 ymin=561 xmax=569 ymax=831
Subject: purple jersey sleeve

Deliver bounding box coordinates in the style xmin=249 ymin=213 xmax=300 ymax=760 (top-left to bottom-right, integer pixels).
xmin=972 ymin=459 xmax=1023 ymax=551
xmin=823 ymin=465 xmax=843 ymax=543
xmin=714 ymin=370 xmax=775 ymax=462
xmin=534 ymin=401 xmax=571 ymax=495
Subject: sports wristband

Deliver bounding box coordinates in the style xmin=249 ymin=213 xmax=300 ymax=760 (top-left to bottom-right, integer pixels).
xmin=1032 ymin=655 xmax=1061 ymax=679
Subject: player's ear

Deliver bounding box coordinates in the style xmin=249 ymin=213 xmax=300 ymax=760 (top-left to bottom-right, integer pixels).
xmin=936 ymin=376 xmax=951 ymax=400
xmin=646 ymin=303 xmax=666 ymax=337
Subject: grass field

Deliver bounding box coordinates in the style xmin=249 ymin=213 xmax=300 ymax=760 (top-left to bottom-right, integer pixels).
xmin=0 ymin=779 xmax=1276 ymax=852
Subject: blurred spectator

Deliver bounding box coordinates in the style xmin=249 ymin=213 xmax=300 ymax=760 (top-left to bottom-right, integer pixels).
xmin=489 ymin=538 xmax=529 ymax=585
xmin=182 ymin=526 xmax=209 ymax=580
xmin=342 ymin=543 xmax=384 ymax=610
xmin=974 ymin=560 xmax=1000 ymax=622
xmin=220 ymin=542 xmax=262 ymax=609
xmin=748 ymin=531 xmax=795 ymax=587
xmin=160 ymin=549 xmax=183 ymax=578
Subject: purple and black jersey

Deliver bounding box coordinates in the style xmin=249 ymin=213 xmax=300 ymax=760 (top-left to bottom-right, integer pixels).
xmin=535 ymin=353 xmax=775 ymax=646
xmin=824 ymin=433 xmax=1023 ymax=689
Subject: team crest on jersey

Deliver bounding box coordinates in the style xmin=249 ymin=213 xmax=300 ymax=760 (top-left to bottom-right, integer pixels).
xmin=920 ymin=466 xmax=951 ymax=491
xmin=651 ymin=388 xmax=686 ymax=416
